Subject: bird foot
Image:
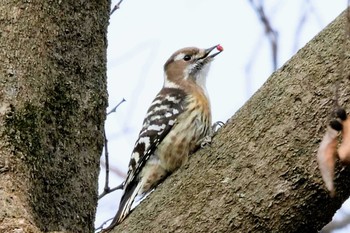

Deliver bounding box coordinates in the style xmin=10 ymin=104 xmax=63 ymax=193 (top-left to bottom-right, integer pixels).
xmin=200 ymin=121 xmax=225 ymax=148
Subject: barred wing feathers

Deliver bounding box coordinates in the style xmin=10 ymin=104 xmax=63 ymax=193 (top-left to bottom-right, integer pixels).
xmin=104 ymin=88 xmax=187 ymax=230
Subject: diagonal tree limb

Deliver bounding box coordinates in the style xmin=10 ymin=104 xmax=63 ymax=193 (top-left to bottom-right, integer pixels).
xmin=111 ymin=8 xmax=350 ymax=233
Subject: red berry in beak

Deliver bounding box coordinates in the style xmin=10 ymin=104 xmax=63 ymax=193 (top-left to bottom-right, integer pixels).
xmin=216 ymin=44 xmax=223 ymax=51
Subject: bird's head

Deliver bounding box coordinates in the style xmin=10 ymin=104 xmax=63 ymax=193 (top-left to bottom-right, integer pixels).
xmin=163 ymin=45 xmax=223 ymax=88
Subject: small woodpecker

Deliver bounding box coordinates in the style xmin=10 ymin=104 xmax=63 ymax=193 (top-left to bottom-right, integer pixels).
xmin=103 ymin=45 xmax=223 ymax=232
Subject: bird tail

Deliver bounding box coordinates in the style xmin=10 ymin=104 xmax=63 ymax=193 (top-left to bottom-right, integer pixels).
xmin=103 ymin=181 xmax=142 ymax=232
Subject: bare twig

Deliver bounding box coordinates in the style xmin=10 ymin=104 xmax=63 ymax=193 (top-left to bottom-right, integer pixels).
xmin=98 ymin=139 xmax=124 ymax=199
xmin=103 ymin=163 xmax=127 ymax=179
xmin=98 ymin=182 xmax=123 ymax=200
xmin=293 ymin=0 xmax=310 ymax=52
xmin=293 ymin=0 xmax=323 ymax=52
xmin=99 ymin=130 xmax=110 ymax=199
xmin=95 ymin=217 xmax=114 ymax=232
xmin=109 ymin=183 xmax=124 ymax=193
xmin=110 ymin=0 xmax=124 ymax=15
xmin=98 ymin=98 xmax=126 ymax=200
xmin=249 ymin=0 xmax=279 ymax=71
xmin=120 ymin=42 xmax=160 ymax=132
xmin=107 ymin=98 xmax=126 ymax=115
xmin=103 ymin=131 xmax=109 ymax=191
xmin=99 ymin=129 xmax=125 ymax=200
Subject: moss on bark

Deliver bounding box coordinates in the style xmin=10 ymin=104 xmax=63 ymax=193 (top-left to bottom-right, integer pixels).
xmin=0 ymin=1 xmax=110 ymax=232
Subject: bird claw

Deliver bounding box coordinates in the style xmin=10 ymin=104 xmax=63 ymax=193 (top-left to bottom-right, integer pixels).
xmin=200 ymin=121 xmax=225 ymax=148
xmin=200 ymin=135 xmax=213 ymax=148
xmin=212 ymin=121 xmax=225 ymax=133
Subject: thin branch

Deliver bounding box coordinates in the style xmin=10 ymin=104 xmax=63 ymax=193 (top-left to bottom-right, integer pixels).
xmin=108 ymin=183 xmax=124 ymax=193
xmin=95 ymin=217 xmax=114 ymax=232
xmin=292 ymin=0 xmax=310 ymax=53
xmin=120 ymin=42 xmax=160 ymax=132
xmin=99 ymin=130 xmax=111 ymax=199
xmin=98 ymin=182 xmax=123 ymax=200
xmin=98 ymin=129 xmax=124 ymax=200
xmin=249 ymin=0 xmax=279 ymax=71
xmin=244 ymin=33 xmax=264 ymax=97
xmin=107 ymin=98 xmax=126 ymax=115
xmin=104 ymin=131 xmax=109 ymax=191
xmin=293 ymin=0 xmax=324 ymax=52
xmin=105 ymin=163 xmax=128 ymax=179
xmin=98 ymin=98 xmax=126 ymax=200
xmin=245 ymin=1 xmax=283 ymax=98
xmin=110 ymin=0 xmax=124 ymax=15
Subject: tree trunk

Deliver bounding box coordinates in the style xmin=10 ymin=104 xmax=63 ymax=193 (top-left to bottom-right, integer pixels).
xmin=0 ymin=1 xmax=109 ymax=232
xmin=113 ymin=9 xmax=350 ymax=233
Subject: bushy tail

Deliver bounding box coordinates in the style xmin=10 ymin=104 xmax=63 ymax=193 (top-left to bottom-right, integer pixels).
xmin=102 ymin=181 xmax=142 ymax=232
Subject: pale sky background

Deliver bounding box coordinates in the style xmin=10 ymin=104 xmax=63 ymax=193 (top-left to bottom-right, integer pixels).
xmin=96 ymin=1 xmax=348 ymax=232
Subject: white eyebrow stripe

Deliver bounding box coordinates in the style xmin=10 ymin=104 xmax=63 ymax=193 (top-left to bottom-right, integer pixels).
xmin=173 ymin=53 xmax=185 ymax=61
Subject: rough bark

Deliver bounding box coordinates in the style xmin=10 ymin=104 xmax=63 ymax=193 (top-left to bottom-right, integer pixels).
xmin=0 ymin=1 xmax=109 ymax=233
xmin=113 ymin=9 xmax=350 ymax=233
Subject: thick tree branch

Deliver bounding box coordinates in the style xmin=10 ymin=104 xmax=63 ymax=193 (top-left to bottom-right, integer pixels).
xmin=0 ymin=1 xmax=110 ymax=232
xmin=111 ymin=8 xmax=350 ymax=233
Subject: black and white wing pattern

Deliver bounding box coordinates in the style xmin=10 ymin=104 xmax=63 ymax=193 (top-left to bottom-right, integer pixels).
xmin=125 ymin=87 xmax=187 ymax=186
xmin=103 ymin=87 xmax=187 ymax=231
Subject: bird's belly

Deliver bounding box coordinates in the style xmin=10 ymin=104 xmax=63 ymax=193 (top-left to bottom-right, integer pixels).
xmin=156 ymin=114 xmax=209 ymax=172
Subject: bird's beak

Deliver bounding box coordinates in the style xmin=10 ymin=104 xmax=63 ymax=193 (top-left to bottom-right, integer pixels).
xmin=204 ymin=44 xmax=223 ymax=58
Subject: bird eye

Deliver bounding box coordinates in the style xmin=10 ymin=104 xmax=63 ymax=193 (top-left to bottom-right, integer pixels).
xmin=183 ymin=55 xmax=191 ymax=61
